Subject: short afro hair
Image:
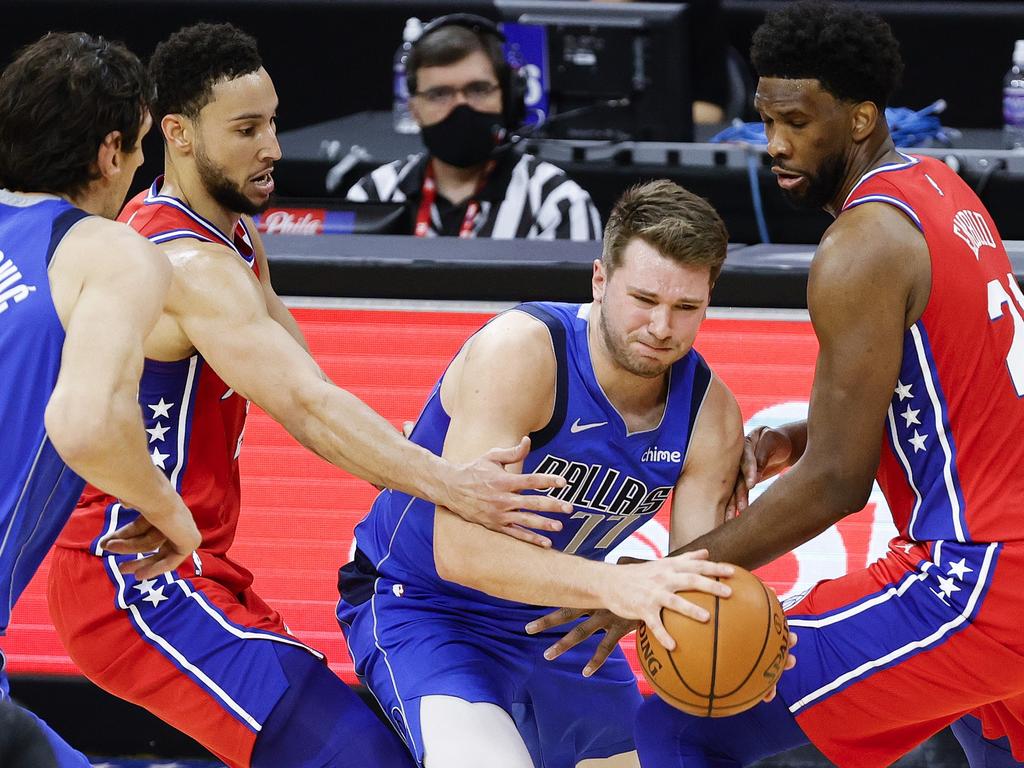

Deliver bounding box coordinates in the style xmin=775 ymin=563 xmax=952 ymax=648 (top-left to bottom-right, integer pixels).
xmin=149 ymin=22 xmax=262 ymax=121
xmin=750 ymin=1 xmax=903 ymax=110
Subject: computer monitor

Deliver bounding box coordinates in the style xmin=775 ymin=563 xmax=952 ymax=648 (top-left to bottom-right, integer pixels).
xmin=496 ymin=1 xmax=691 ymax=142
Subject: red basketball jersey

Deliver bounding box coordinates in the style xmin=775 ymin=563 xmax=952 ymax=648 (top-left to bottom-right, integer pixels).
xmin=59 ymin=180 xmax=259 ymax=575
xmin=843 ymin=155 xmax=1024 ymax=544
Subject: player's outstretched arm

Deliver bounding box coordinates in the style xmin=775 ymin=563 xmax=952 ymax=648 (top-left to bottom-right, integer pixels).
xmin=45 ymin=220 xmax=200 ymax=577
xmin=670 ymin=203 xmax=929 ymax=569
xmin=431 ymin=311 xmax=734 ymax=649
xmin=245 ymin=216 xmax=310 ymax=352
xmin=168 ymin=243 xmax=570 ymax=528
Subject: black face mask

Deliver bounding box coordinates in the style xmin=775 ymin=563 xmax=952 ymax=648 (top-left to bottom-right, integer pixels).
xmin=420 ymin=104 xmax=504 ymax=168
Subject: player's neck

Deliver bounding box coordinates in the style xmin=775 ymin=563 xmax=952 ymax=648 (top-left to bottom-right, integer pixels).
xmin=587 ymin=309 xmax=670 ymax=431
xmin=161 ymin=161 xmax=242 ymax=238
xmin=826 ymin=134 xmax=901 ymax=216
xmin=430 ymin=157 xmax=487 ymax=205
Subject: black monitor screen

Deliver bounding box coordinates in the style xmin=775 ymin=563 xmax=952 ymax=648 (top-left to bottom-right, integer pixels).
xmin=496 ymin=1 xmax=691 ymax=142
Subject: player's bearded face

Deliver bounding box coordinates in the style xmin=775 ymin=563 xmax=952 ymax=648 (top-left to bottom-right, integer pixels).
xmin=194 ymin=138 xmax=270 ymax=216
xmin=776 ymin=149 xmax=846 ymax=211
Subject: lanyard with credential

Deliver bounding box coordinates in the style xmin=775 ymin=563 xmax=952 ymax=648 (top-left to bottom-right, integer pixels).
xmin=414 ymin=160 xmax=495 ymax=238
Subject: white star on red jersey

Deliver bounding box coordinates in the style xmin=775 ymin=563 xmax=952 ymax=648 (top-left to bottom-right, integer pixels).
xmin=151 ymin=447 xmax=170 ymax=469
xmin=141 ymin=584 xmax=169 ymax=607
xmin=908 ymin=430 xmax=929 ymax=453
xmin=935 ymin=575 xmax=961 ymax=599
xmin=146 ymin=422 xmax=169 ymax=443
xmin=947 ymin=558 xmax=973 ymax=580
xmin=133 ymin=578 xmax=158 ymax=595
xmin=900 ymin=405 xmax=921 ymax=428
xmin=895 ymin=381 xmax=914 ymax=401
xmin=148 ymin=398 xmax=174 ymax=419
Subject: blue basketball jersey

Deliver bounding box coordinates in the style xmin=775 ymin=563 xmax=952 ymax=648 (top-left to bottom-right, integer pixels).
xmin=0 ymin=191 xmax=90 ymax=633
xmin=342 ymin=301 xmax=712 ymax=624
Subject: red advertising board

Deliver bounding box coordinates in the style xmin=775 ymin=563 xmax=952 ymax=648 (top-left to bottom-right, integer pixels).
xmin=5 ymin=305 xmax=898 ymax=692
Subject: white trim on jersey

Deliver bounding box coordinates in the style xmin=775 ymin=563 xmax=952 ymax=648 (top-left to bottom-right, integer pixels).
xmin=886 ymin=403 xmax=926 ymax=538
xmin=5 ymin=442 xmax=71 ymax=615
xmin=786 ymin=541 xmax=997 ymax=714
xmin=910 ymin=324 xmax=967 ymax=542
xmin=162 ymin=571 xmax=325 ymax=659
xmin=106 ymin=554 xmax=265 ymax=732
xmin=94 ymin=503 xmax=123 ymax=557
xmin=1 ymin=436 xmax=49 ymax=621
xmin=169 ymin=357 xmax=199 ymax=492
xmin=842 ymin=153 xmax=919 ymax=209
xmin=148 ymin=229 xmax=217 ymax=245
xmin=788 ymin=562 xmax=936 ymax=631
xmin=368 ymin=494 xmax=421 ymax=755
xmin=145 ymin=188 xmax=243 ymax=258
xmin=845 ymin=194 xmax=923 ymax=230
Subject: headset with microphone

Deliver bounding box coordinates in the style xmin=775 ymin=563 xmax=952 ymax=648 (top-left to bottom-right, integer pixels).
xmin=410 ymin=13 xmax=528 ymax=132
xmin=410 ymin=14 xmax=634 ymax=157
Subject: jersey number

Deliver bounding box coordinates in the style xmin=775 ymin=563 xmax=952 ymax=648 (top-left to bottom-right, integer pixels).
xmin=987 ymin=273 xmax=1024 ymax=396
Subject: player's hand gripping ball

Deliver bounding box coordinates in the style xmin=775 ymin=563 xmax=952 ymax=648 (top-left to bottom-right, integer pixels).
xmin=637 ymin=566 xmax=789 ymax=717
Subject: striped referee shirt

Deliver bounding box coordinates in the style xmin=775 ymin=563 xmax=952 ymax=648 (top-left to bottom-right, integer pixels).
xmin=346 ymin=150 xmax=601 ymax=240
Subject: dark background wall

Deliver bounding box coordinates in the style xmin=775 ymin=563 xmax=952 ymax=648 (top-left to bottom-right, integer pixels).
xmin=3 ymin=0 xmax=1023 ymax=201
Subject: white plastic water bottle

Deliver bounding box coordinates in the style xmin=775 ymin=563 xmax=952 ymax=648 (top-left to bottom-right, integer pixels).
xmin=393 ymin=17 xmax=422 ymax=134
xmin=1003 ymin=39 xmax=1024 ymax=148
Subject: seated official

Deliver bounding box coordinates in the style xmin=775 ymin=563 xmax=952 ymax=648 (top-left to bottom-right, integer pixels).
xmin=347 ymin=14 xmax=601 ymax=240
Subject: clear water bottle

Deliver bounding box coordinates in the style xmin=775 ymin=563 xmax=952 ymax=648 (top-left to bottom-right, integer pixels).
xmin=393 ymin=17 xmax=422 ymax=134
xmin=1003 ymin=39 xmax=1024 ymax=148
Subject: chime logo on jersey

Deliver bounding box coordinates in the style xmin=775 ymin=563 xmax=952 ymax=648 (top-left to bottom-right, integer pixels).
xmin=534 ymin=454 xmax=673 ymax=515
xmin=641 ymin=446 xmax=683 ymax=464
xmin=0 ymin=249 xmax=36 ymax=315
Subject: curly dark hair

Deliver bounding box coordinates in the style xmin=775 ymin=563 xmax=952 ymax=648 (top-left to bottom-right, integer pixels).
xmin=750 ymin=1 xmax=904 ymax=109
xmin=0 ymin=32 xmax=151 ymax=197
xmin=149 ymin=22 xmax=262 ymax=121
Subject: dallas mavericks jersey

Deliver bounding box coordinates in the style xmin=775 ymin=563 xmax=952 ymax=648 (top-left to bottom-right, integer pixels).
xmin=0 ymin=191 xmax=90 ymax=633
xmin=341 ymin=301 xmax=712 ymax=623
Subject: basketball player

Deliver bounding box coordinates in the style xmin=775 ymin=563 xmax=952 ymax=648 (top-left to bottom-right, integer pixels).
xmin=534 ymin=3 xmax=1024 ymax=767
xmin=46 ymin=23 xmax=568 ymax=768
xmin=337 ymin=179 xmax=749 ymax=768
xmin=0 ymin=32 xmax=202 ymax=768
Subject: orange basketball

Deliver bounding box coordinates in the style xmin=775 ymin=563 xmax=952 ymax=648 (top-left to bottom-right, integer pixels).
xmin=636 ymin=566 xmax=789 ymax=717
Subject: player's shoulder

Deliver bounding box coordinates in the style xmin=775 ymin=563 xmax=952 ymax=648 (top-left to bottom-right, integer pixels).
xmin=467 ymin=307 xmax=557 ymax=365
xmin=56 ymin=217 xmax=165 ymax=276
xmin=819 ymin=200 xmax=925 ymax=280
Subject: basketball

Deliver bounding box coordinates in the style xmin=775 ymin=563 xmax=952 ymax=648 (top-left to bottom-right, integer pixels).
xmin=636 ymin=566 xmax=789 ymax=718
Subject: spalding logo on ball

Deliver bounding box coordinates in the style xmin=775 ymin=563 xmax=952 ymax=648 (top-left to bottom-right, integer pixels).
xmin=637 ymin=566 xmax=789 ymax=717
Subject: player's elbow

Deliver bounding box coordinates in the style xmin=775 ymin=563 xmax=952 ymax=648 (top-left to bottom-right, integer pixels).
xmin=44 ymin=391 xmax=108 ymax=469
xmin=433 ymin=534 xmax=466 ymax=584
xmin=814 ymin=463 xmax=874 ymax=523
xmin=433 ymin=519 xmax=481 ymax=588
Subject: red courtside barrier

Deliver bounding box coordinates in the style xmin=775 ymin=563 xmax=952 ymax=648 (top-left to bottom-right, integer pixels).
xmin=7 ymin=304 xmax=898 ymax=693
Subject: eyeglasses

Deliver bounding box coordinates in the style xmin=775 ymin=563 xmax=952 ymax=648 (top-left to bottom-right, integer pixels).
xmin=413 ymin=81 xmax=501 ymax=108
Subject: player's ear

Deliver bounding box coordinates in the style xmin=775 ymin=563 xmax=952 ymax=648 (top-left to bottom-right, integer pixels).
xmin=162 ymin=113 xmax=193 ymax=154
xmin=851 ymin=101 xmax=878 ymax=143
xmin=94 ymin=130 xmax=123 ymax=180
xmin=592 ymin=259 xmax=608 ymax=303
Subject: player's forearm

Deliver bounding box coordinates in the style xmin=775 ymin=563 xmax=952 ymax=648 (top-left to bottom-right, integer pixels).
xmin=669 ymin=459 xmax=862 ymax=569
xmin=434 ymin=509 xmax=616 ymax=608
xmin=287 ymin=378 xmax=454 ymax=505
xmin=44 ymin=387 xmax=196 ymax=543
